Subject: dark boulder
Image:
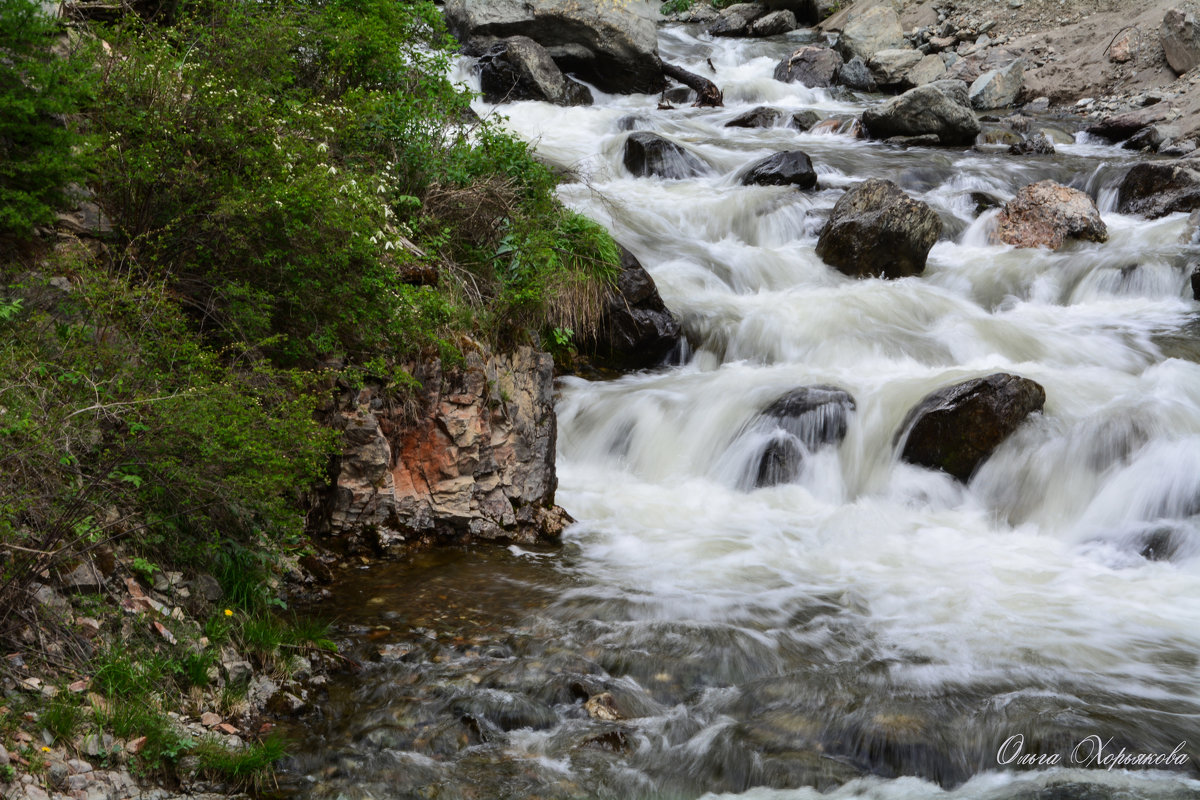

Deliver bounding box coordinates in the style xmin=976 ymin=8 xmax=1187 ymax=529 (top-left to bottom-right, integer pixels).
xmin=897 ymin=373 xmax=1046 ymax=482
xmin=479 ymin=37 xmax=593 ymax=106
xmin=623 ymin=132 xmax=706 ymax=179
xmin=773 ymin=46 xmax=844 ymax=88
xmin=1087 ymin=105 xmax=1170 ymax=142
xmin=789 ymin=110 xmax=822 ymax=131
xmin=726 ymin=107 xmax=784 ymax=129
xmin=1008 ymin=132 xmax=1055 ymax=155
xmin=990 ymin=180 xmax=1107 ymax=250
xmin=753 ymin=386 xmax=856 ymax=488
xmin=585 ymin=246 xmax=682 ymax=370
xmin=860 ymin=80 xmax=981 ymax=146
xmin=740 ymin=151 xmax=818 ymax=189
xmin=815 ymin=178 xmax=942 ymax=279
xmin=1117 ymin=160 xmax=1200 ymax=218
xmin=837 ymin=55 xmax=877 ymax=92
xmin=709 ymin=3 xmax=768 ymax=37
xmin=751 ymin=9 xmax=798 ymax=36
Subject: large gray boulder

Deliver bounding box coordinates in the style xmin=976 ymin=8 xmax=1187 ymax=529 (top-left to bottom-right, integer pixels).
xmin=1117 ymin=160 xmax=1200 ymax=218
xmin=623 ymin=132 xmax=707 ymax=179
xmin=585 ymin=246 xmax=682 ymax=370
xmin=898 ymin=373 xmax=1046 ymax=482
xmin=444 ymin=0 xmax=663 ymax=94
xmin=708 ymin=2 xmax=768 ymax=37
xmin=815 ymin=178 xmax=942 ymax=279
xmin=968 ymin=60 xmax=1025 ymax=110
xmin=774 ymin=46 xmax=843 ymax=87
xmin=990 ymin=181 xmax=1107 ymax=250
xmin=837 ymin=55 xmax=877 ymax=91
xmin=867 ymin=48 xmax=923 ymax=88
xmin=750 ymin=9 xmax=798 ymax=36
xmin=763 ymin=0 xmax=840 ymax=24
xmin=1162 ymin=5 xmax=1200 ymax=74
xmin=835 ymin=4 xmax=907 ymax=63
xmin=478 ymin=37 xmax=593 ymax=106
xmin=861 ymin=79 xmax=981 ymax=146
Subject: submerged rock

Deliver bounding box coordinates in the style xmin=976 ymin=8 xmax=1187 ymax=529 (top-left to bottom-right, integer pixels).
xmin=726 ymin=106 xmax=784 ymax=129
xmin=815 ymin=178 xmax=942 ymax=279
xmin=740 ymin=151 xmax=818 ymax=189
xmin=898 ymin=373 xmax=1046 ymax=482
xmin=789 ymin=110 xmax=822 ymax=131
xmin=623 ymin=132 xmax=707 ymax=179
xmin=861 ymin=80 xmax=980 ymax=146
xmin=753 ymin=386 xmax=856 ymax=488
xmin=990 ymin=180 xmax=1107 ymax=250
xmin=1117 ymin=160 xmax=1200 ymax=218
xmin=478 ymin=37 xmax=593 ymax=106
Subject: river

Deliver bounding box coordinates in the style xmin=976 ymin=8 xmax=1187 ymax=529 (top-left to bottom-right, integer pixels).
xmin=282 ymin=21 xmax=1200 ymax=800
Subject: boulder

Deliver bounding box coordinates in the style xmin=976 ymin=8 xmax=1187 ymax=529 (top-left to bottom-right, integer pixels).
xmin=752 ymin=386 xmax=856 ymax=488
xmin=763 ymin=0 xmax=839 ymax=24
xmin=478 ymin=37 xmax=593 ymax=106
xmin=968 ymin=60 xmax=1024 ymax=110
xmin=443 ymin=0 xmax=662 ymax=94
xmin=726 ymin=106 xmax=784 ymax=128
xmin=623 ymin=132 xmax=706 ymax=179
xmin=868 ymin=48 xmax=924 ymax=88
xmin=709 ymin=3 xmax=767 ymax=37
xmin=1123 ymin=125 xmax=1169 ymax=152
xmin=815 ymin=178 xmax=942 ymax=279
xmin=1008 ymin=132 xmax=1055 ymax=155
xmin=861 ymin=79 xmax=980 ymax=145
xmin=1162 ymin=5 xmax=1200 ymax=74
xmin=990 ymin=181 xmax=1107 ymax=250
xmin=585 ymin=245 xmax=682 ymax=370
xmin=774 ymin=46 xmax=843 ymax=87
xmin=751 ymin=9 xmax=797 ymax=35
xmin=740 ymin=151 xmax=818 ymax=189
xmin=321 ymin=346 xmax=570 ymax=545
xmin=1087 ymin=105 xmax=1171 ymax=142
xmin=1116 ymin=160 xmax=1200 ymax=218
xmin=897 ymin=373 xmax=1046 ymax=482
xmin=837 ymin=55 xmax=877 ymax=92
xmin=905 ymin=54 xmax=947 ymax=87
xmin=789 ymin=110 xmax=821 ymax=131
xmin=835 ymin=4 xmax=907 ymax=62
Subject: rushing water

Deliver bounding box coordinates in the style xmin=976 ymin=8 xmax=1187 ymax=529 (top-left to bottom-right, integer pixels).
xmin=284 ymin=22 xmax=1200 ymax=800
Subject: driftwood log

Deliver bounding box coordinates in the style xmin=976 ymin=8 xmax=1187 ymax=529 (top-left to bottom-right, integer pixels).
xmin=662 ymin=62 xmax=723 ymax=108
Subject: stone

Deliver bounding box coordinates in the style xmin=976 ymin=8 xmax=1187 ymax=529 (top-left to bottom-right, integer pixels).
xmin=623 ymin=132 xmax=706 ymax=179
xmin=789 ymin=110 xmax=821 ymax=131
xmin=867 ymin=48 xmax=924 ymax=87
xmin=1024 ymin=96 xmax=1050 ymax=112
xmin=584 ymin=692 xmax=624 ymax=721
xmin=443 ymin=0 xmax=662 ymax=94
xmin=750 ymin=9 xmax=797 ymax=36
xmin=861 ymin=79 xmax=980 ymax=145
xmin=59 ymin=561 xmax=103 ymax=592
xmin=898 ymin=373 xmax=1046 ymax=482
xmin=1162 ymin=5 xmax=1200 ymax=74
xmin=905 ymin=53 xmax=947 ymax=86
xmin=815 ymin=178 xmax=942 ymax=279
xmin=584 ymin=245 xmax=682 ymax=370
xmin=740 ymin=151 xmax=818 ymax=189
xmin=837 ymin=55 xmax=877 ymax=91
xmin=478 ymin=36 xmax=593 ymax=106
xmin=81 ymin=733 xmax=113 ymax=757
xmin=762 ymin=0 xmax=837 ymax=24
xmin=752 ymin=386 xmax=856 ymax=488
xmin=1123 ymin=125 xmax=1168 ymax=152
xmin=725 ymin=107 xmax=784 ymax=129
xmin=835 ymin=4 xmax=907 ymax=63
xmin=1008 ymin=132 xmax=1055 ymax=155
xmin=990 ymin=181 xmax=1107 ymax=250
xmin=222 ymin=659 xmax=253 ymax=684
xmin=1110 ymin=30 xmax=1134 ymax=63
xmin=1087 ymin=105 xmax=1171 ymax=142
xmin=1117 ymin=160 xmax=1200 ymax=218
xmin=192 ymin=573 xmax=221 ymax=602
xmin=709 ymin=11 xmax=752 ymax=37
xmin=0 ymin=744 xmax=7 ymax=765
xmin=324 ymin=343 xmax=569 ymax=545
xmin=968 ymin=59 xmax=1024 ymax=110
xmin=773 ymin=46 xmax=843 ymax=87
xmin=247 ymin=676 xmax=279 ymax=708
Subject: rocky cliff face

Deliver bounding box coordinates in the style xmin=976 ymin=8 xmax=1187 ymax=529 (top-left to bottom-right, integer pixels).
xmin=321 ymin=345 xmax=570 ymax=552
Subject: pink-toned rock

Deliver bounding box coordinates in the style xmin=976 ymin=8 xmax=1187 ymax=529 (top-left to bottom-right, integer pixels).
xmin=1110 ymin=31 xmax=1133 ymax=62
xmin=991 ymin=181 xmax=1108 ymax=250
xmin=200 ymin=712 xmax=221 ymax=728
xmin=216 ymin=723 xmax=238 ymax=735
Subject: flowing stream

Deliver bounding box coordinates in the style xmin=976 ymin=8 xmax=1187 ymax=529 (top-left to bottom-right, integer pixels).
xmin=283 ymin=22 xmax=1200 ymax=800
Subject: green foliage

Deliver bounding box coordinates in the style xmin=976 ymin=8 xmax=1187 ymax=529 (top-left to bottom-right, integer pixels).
xmin=192 ymin=733 xmax=287 ymax=789
xmin=659 ymin=0 xmax=695 ymax=15
xmin=91 ymin=645 xmax=173 ymax=698
xmin=40 ymin=692 xmax=82 ymax=741
xmin=0 ymin=0 xmax=96 ymax=241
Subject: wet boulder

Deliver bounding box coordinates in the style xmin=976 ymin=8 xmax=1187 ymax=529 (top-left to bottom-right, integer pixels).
xmin=990 ymin=181 xmax=1107 ymax=250
xmin=837 ymin=55 xmax=877 ymax=92
xmin=709 ymin=3 xmax=768 ymax=37
xmin=1116 ymin=160 xmax=1200 ymax=218
xmin=774 ymin=46 xmax=843 ymax=88
xmin=584 ymin=245 xmax=682 ymax=370
xmin=753 ymin=386 xmax=856 ymax=488
xmin=478 ymin=37 xmax=593 ymax=106
xmin=898 ymin=373 xmax=1046 ymax=482
xmin=751 ymin=10 xmax=798 ymax=36
xmin=815 ymin=178 xmax=942 ymax=279
xmin=834 ymin=4 xmax=906 ymax=63
xmin=726 ymin=106 xmax=784 ymax=129
xmin=860 ymin=80 xmax=980 ymax=146
xmin=789 ymin=110 xmax=822 ymax=131
xmin=444 ymin=0 xmax=663 ymax=94
xmin=1008 ymin=132 xmax=1055 ymax=155
xmin=740 ymin=151 xmax=818 ymax=190
xmin=968 ymin=59 xmax=1024 ymax=110
xmin=1162 ymin=5 xmax=1200 ymax=74
xmin=623 ymin=132 xmax=706 ymax=179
